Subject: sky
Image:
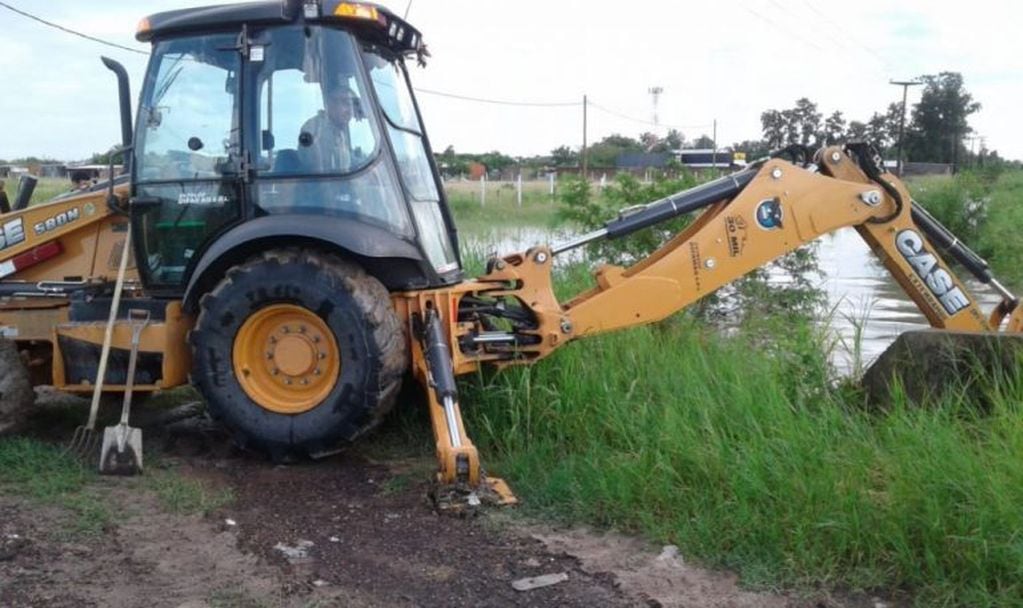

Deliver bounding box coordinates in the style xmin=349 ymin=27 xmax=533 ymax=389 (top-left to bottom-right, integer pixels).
xmin=1 ymin=0 xmax=1020 ymax=162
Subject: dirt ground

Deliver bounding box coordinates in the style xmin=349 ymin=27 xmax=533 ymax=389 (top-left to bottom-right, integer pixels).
xmin=0 ymin=396 xmax=893 ymax=608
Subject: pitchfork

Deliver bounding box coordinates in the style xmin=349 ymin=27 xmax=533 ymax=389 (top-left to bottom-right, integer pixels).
xmin=67 ymin=229 xmax=133 ymax=460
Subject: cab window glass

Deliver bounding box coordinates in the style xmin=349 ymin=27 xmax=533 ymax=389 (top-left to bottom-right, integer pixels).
xmin=136 ymin=35 xmax=239 ymax=181
xmin=254 ymin=27 xmax=378 ymax=176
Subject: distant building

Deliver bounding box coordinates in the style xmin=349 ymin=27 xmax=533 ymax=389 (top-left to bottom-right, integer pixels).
xmin=466 ymin=161 xmax=487 ymax=180
xmin=676 ymin=149 xmax=735 ymax=169
xmin=616 ymin=152 xmax=671 ymax=169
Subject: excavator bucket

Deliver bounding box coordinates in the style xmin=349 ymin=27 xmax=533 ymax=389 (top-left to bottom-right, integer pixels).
xmin=861 ymin=329 xmax=1023 ymax=407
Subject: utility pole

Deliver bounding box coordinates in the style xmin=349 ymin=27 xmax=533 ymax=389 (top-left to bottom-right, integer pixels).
xmin=582 ymin=94 xmax=588 ymax=180
xmin=712 ymin=119 xmax=717 ymax=169
xmin=648 ymin=86 xmax=663 ymax=130
xmin=890 ymin=79 xmax=922 ymax=176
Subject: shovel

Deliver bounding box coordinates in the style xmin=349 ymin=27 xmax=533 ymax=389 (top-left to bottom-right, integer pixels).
xmin=99 ymin=308 xmax=149 ymax=475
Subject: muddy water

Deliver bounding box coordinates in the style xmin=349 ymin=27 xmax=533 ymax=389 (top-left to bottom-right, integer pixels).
xmin=464 ymin=226 xmax=1005 ymax=375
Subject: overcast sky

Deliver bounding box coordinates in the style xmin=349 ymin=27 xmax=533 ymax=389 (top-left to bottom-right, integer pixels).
xmin=1 ymin=0 xmax=1020 ymax=161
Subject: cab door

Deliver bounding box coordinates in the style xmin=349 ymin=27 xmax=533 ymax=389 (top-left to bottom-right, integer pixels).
xmin=131 ymin=33 xmax=245 ymax=292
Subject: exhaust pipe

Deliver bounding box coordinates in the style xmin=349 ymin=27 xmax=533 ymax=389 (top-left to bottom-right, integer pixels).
xmin=13 ymin=175 xmax=37 ymax=211
xmin=101 ymin=57 xmax=133 ymax=162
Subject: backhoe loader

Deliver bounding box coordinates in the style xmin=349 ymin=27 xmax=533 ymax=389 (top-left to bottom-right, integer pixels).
xmin=1 ymin=1 xmax=1021 ymax=499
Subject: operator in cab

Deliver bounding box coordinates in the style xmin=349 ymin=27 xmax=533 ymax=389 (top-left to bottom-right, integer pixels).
xmin=298 ymin=81 xmax=359 ymax=173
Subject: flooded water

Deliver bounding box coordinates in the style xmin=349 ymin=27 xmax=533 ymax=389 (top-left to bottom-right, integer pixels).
xmin=464 ymin=225 xmax=1005 ymax=375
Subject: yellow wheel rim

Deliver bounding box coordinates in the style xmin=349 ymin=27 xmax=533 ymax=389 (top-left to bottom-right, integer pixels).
xmin=232 ymin=304 xmax=340 ymax=415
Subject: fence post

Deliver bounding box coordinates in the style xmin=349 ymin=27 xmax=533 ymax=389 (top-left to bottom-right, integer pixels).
xmin=480 ymin=173 xmax=486 ymax=207
xmin=549 ymin=172 xmax=555 ymax=202
xmin=517 ymin=173 xmax=523 ymax=207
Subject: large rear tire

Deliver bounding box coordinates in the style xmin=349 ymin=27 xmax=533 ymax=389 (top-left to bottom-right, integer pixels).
xmin=190 ymin=249 xmax=407 ymax=461
xmin=0 ymin=339 xmax=34 ymax=435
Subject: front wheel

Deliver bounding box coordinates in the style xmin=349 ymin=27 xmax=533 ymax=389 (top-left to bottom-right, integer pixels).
xmin=190 ymin=249 xmax=407 ymax=461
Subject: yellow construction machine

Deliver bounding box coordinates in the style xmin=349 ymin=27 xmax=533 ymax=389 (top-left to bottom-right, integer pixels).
xmin=1 ymin=1 xmax=1020 ymax=495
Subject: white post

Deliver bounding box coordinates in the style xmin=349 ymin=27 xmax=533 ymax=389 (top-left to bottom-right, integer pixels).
xmin=549 ymin=172 xmax=555 ymax=200
xmin=600 ymin=173 xmax=607 ymax=189
xmin=480 ymin=172 xmax=486 ymax=207
xmin=516 ymin=173 xmax=523 ymax=207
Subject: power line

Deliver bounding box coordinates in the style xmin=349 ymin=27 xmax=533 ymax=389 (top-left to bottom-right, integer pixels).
xmin=735 ymin=2 xmax=823 ymax=53
xmin=0 ymin=0 xmax=149 ymax=56
xmin=413 ymin=87 xmax=581 ymax=107
xmin=800 ymin=0 xmax=892 ymax=70
xmin=588 ymin=101 xmax=712 ymax=132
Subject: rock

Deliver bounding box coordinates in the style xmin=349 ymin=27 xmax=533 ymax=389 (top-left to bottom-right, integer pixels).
xmin=511 ymin=572 xmax=569 ymax=591
xmin=312 ymin=579 xmax=330 ymax=587
xmin=523 ymin=557 xmax=541 ymax=568
xmin=224 ymin=518 xmax=237 ymax=527
xmin=656 ymin=545 xmax=681 ymax=562
xmin=0 ymin=533 xmax=28 ymax=561
xmin=328 ymin=536 xmax=341 ymax=543
xmin=273 ymin=539 xmax=315 ymax=563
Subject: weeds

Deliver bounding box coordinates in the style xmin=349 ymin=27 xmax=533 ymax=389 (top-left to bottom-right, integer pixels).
xmin=459 ymin=260 xmax=1023 ymax=605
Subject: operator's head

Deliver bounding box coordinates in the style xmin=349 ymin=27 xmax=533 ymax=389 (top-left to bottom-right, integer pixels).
xmin=324 ymin=82 xmax=357 ymax=127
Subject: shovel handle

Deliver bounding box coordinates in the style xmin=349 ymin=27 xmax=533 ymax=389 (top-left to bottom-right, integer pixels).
xmin=86 ymin=229 xmax=133 ymax=430
xmin=119 ymin=309 xmax=151 ymax=426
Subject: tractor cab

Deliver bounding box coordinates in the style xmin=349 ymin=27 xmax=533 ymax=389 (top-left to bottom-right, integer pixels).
xmin=129 ymin=1 xmax=460 ymax=298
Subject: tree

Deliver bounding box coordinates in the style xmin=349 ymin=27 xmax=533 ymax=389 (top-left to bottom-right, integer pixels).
xmin=639 ymin=132 xmax=660 ymax=151
xmin=847 ymin=120 xmax=868 ymax=141
xmin=90 ymin=149 xmax=125 ymax=165
xmin=822 ymin=111 xmax=846 ymax=145
xmin=731 ymin=139 xmax=771 ymax=160
xmin=905 ymin=72 xmax=981 ymax=164
xmin=761 ymin=98 xmax=821 ymax=147
xmin=761 ymin=109 xmax=789 ymax=148
xmin=691 ymin=134 xmax=715 ymax=149
xmin=791 ymin=98 xmax=822 ymax=146
xmin=586 ymin=134 xmax=643 ymax=167
xmin=663 ymin=129 xmax=685 ymax=151
xmin=550 ymin=145 xmax=577 ymax=167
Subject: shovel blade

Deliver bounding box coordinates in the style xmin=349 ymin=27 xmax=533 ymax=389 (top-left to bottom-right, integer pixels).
xmin=99 ymin=425 xmax=143 ymax=475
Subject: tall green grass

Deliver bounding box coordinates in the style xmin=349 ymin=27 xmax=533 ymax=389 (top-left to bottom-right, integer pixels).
xmin=910 ymin=170 xmax=1023 ymax=288
xmin=461 ymin=265 xmax=1023 ymax=606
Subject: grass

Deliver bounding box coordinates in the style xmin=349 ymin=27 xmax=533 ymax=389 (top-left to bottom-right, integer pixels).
xmin=454 ymin=262 xmax=1023 ymax=606
xmin=144 ymin=469 xmax=233 ymax=516
xmin=445 ymin=180 xmax=564 ymax=233
xmin=1 ymin=176 xmax=74 ymax=206
xmin=0 ymin=435 xmax=233 ymax=537
xmin=0 ymin=437 xmax=113 ymax=536
xmin=909 ymin=169 xmax=1023 ymax=288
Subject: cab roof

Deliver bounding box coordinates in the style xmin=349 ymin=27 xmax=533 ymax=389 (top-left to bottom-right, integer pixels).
xmin=137 ymin=1 xmax=425 ymax=57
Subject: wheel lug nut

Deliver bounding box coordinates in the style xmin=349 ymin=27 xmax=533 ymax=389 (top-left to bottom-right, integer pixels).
xmin=312 ymin=336 xmax=320 ymax=343
xmin=266 ymin=352 xmax=273 ymax=359
xmin=282 ymin=326 xmax=290 ymax=334
xmin=299 ymin=325 xmax=307 ymax=333
xmin=271 ymin=368 xmax=279 ymax=375
xmin=314 ymin=369 xmax=321 ymax=376
xmin=284 ymin=379 xmax=292 ymax=385
xmin=318 ymin=352 xmax=326 ymax=359
xmin=301 ymin=379 xmax=309 ymax=385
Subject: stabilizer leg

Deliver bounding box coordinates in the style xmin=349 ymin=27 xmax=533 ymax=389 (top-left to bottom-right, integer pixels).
xmin=413 ymin=308 xmax=517 ymax=510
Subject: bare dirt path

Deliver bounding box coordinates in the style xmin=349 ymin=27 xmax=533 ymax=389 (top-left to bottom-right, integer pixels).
xmin=0 ymin=400 xmax=886 ymax=608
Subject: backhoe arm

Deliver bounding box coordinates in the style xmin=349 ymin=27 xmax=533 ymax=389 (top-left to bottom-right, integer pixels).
xmin=467 ymin=145 xmax=1021 ymax=366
